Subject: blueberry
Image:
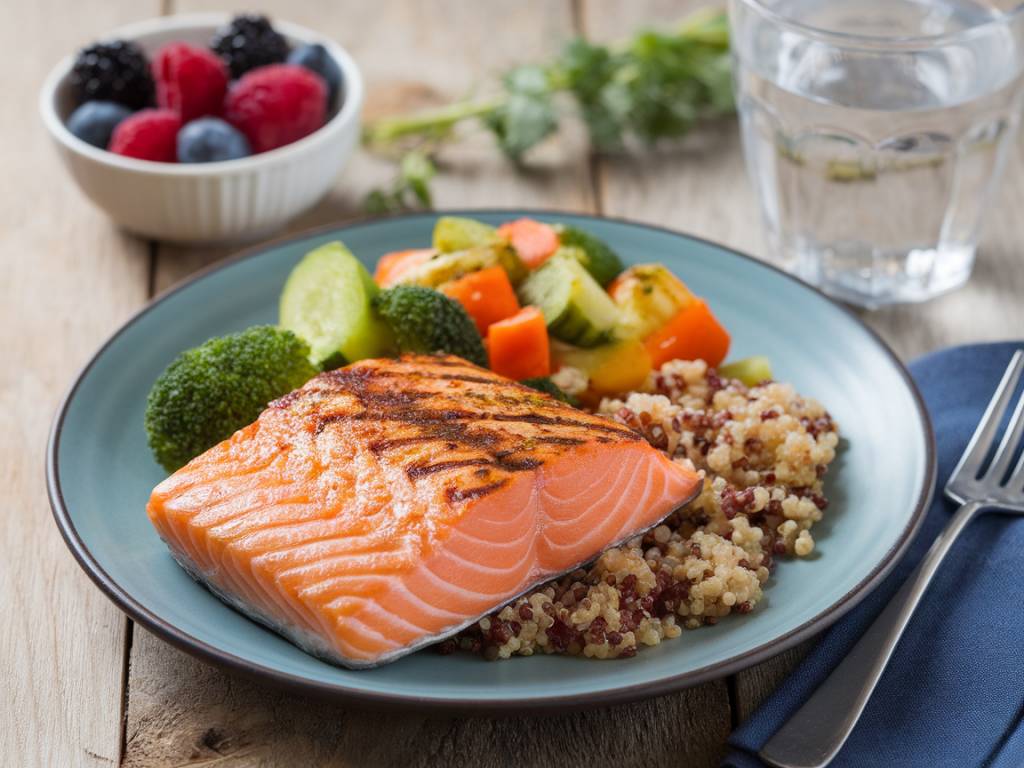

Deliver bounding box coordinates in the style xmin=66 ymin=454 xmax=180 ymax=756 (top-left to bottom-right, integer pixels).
xmin=287 ymin=43 xmax=343 ymax=110
xmin=177 ymin=118 xmax=251 ymax=163
xmin=66 ymin=101 xmax=132 ymax=149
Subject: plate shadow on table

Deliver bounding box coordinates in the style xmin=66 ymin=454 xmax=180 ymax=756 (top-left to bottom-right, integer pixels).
xmin=123 ymin=625 xmax=735 ymax=768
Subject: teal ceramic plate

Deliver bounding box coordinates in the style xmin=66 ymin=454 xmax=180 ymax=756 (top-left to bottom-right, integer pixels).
xmin=47 ymin=211 xmax=934 ymax=711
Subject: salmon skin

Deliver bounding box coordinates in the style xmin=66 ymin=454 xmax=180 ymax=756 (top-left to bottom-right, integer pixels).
xmin=147 ymin=354 xmax=702 ymax=668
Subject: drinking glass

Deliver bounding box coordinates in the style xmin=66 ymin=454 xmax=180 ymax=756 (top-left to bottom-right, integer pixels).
xmin=729 ymin=0 xmax=1024 ymax=307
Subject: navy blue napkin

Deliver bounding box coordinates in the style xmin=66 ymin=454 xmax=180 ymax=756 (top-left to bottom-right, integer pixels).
xmin=724 ymin=342 xmax=1024 ymax=768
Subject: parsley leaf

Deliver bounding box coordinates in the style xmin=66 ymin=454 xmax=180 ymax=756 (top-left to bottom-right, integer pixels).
xmin=485 ymin=66 xmax=559 ymax=160
xmin=363 ymin=9 xmax=734 ymax=211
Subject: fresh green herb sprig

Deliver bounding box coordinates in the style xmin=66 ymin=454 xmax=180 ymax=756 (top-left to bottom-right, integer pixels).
xmin=362 ymin=8 xmax=733 ymax=212
xmin=365 ymin=150 xmax=438 ymax=215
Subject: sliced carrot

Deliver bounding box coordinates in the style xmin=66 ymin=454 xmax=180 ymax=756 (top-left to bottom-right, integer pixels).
xmin=440 ymin=266 xmax=521 ymax=336
xmin=497 ymin=218 xmax=560 ymax=268
xmin=488 ymin=306 xmax=551 ymax=380
xmin=643 ymin=299 xmax=731 ymax=369
xmin=374 ymin=248 xmax=435 ymax=287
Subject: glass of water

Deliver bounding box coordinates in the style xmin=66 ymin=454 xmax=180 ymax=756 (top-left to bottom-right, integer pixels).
xmin=729 ymin=0 xmax=1024 ymax=307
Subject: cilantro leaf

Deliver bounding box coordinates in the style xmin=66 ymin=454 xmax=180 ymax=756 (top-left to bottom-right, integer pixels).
xmin=362 ymin=9 xmax=735 ymax=211
xmin=485 ymin=65 xmax=558 ymax=160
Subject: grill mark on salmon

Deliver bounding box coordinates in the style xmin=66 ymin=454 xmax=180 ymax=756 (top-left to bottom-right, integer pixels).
xmin=446 ymin=480 xmax=510 ymax=504
xmin=367 ymin=424 xmax=502 ymax=455
xmin=407 ymin=458 xmax=493 ymax=480
xmin=316 ymin=408 xmax=477 ymax=433
xmin=407 ymin=454 xmax=542 ymax=480
xmin=147 ymin=354 xmax=703 ymax=668
xmin=495 ymin=456 xmax=543 ymax=472
xmin=486 ymin=412 xmax=639 ymax=438
xmin=433 ymin=373 xmax=512 ymax=385
xmin=327 ymin=409 xmax=636 ymax=440
xmin=354 ymin=408 xmax=480 ymax=422
xmin=533 ymin=436 xmax=586 ymax=446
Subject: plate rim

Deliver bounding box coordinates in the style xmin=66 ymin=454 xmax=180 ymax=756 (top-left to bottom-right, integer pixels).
xmin=46 ymin=209 xmax=936 ymax=713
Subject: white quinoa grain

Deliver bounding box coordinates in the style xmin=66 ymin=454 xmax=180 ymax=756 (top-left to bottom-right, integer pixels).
xmin=451 ymin=358 xmax=838 ymax=661
xmin=551 ymin=365 xmax=590 ymax=396
xmin=795 ymin=530 xmax=815 ymax=556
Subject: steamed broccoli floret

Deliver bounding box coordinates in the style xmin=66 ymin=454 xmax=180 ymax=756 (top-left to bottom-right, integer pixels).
xmin=145 ymin=326 xmax=319 ymax=472
xmin=556 ymin=225 xmax=624 ymax=287
xmin=521 ymin=377 xmax=579 ymax=407
xmin=373 ymin=285 xmax=487 ymax=367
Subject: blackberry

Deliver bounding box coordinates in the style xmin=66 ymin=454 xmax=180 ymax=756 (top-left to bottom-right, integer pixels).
xmin=69 ymin=40 xmax=155 ymax=110
xmin=211 ymin=15 xmax=289 ymax=79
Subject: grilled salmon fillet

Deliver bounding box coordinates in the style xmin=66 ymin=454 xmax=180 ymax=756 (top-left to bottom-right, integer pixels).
xmin=147 ymin=354 xmax=702 ymax=668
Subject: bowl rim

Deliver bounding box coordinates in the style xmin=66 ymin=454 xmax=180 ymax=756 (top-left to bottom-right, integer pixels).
xmin=38 ymin=13 xmax=364 ymax=177
xmin=45 ymin=209 xmax=936 ymax=713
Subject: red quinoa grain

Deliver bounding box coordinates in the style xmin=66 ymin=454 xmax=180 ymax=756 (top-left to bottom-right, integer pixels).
xmin=449 ymin=359 xmax=838 ymax=661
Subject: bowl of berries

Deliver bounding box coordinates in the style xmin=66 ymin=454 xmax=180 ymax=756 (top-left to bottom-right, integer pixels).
xmin=40 ymin=13 xmax=363 ymax=244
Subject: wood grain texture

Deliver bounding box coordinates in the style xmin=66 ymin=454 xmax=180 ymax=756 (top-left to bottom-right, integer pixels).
xmin=153 ymin=0 xmax=594 ymax=293
xmin=731 ymin=642 xmax=813 ymax=724
xmin=1 ymin=1 xmax=159 ymax=764
xmin=580 ymin=0 xmax=1024 ymax=365
xmin=578 ymin=0 xmax=753 ymax=753
xmin=125 ymin=626 xmax=730 ymax=768
xmin=580 ymin=0 xmax=761 ymax=259
xmin=128 ymin=2 xmax=726 ymax=767
xmin=585 ymin=0 xmax=1024 ymax=729
xmin=12 ymin=0 xmax=1022 ymax=765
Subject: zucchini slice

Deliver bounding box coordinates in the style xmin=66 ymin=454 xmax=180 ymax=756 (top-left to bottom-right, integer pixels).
xmin=279 ymin=241 xmax=394 ymax=367
xmin=392 ymin=244 xmax=527 ymax=288
xmin=518 ymin=255 xmax=619 ymax=347
xmin=433 ymin=216 xmax=502 ymax=253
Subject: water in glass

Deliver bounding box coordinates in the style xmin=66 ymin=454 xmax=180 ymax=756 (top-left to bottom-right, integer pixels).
xmin=731 ymin=0 xmax=1024 ymax=306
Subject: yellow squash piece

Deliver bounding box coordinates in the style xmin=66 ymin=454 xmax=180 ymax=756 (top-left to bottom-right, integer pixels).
xmin=609 ymin=264 xmax=696 ymax=340
xmin=555 ymin=338 xmax=653 ymax=396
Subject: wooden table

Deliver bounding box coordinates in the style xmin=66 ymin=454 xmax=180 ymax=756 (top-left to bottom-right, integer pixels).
xmin=6 ymin=1 xmax=1023 ymax=765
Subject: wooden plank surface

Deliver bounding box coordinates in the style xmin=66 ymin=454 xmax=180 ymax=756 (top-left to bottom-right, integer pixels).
xmin=127 ymin=2 xmax=725 ymax=767
xmin=9 ymin=0 xmax=1024 ymax=765
xmin=125 ymin=624 xmax=731 ymax=768
xmin=1 ymin=1 xmax=160 ymax=765
xmin=580 ymin=0 xmax=814 ymax=733
xmin=583 ymin=0 xmax=1024 ymax=723
xmin=580 ymin=0 xmax=761 ymax=253
xmin=152 ymin=0 xmax=594 ymax=292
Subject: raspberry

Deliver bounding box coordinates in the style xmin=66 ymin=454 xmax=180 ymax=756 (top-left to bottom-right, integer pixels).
xmin=154 ymin=43 xmax=228 ymax=123
xmin=109 ymin=109 xmax=181 ymax=162
xmin=224 ymin=64 xmax=326 ymax=153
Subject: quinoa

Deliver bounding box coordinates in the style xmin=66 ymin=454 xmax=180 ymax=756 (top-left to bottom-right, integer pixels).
xmin=447 ymin=358 xmax=839 ymax=661
xmin=550 ymin=365 xmax=589 ymax=397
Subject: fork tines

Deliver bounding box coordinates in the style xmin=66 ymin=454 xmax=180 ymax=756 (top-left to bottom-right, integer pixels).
xmin=948 ymin=349 xmax=1024 ymax=497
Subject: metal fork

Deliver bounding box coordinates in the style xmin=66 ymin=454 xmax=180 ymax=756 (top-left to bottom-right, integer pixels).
xmin=760 ymin=349 xmax=1024 ymax=768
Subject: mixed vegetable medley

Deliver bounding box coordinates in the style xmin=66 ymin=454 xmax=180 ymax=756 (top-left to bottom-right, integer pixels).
xmin=145 ymin=216 xmax=768 ymax=472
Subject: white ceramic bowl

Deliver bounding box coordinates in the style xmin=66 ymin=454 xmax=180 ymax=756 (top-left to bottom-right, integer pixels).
xmin=39 ymin=14 xmax=363 ymax=244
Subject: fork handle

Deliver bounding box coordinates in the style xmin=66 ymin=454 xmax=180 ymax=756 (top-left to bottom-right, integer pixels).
xmin=759 ymin=500 xmax=986 ymax=768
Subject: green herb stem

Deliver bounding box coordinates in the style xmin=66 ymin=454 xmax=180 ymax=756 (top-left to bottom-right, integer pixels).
xmin=364 ymin=97 xmax=506 ymax=146
xmin=361 ymin=7 xmax=733 ymax=212
xmin=363 ymin=15 xmax=727 ymax=147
